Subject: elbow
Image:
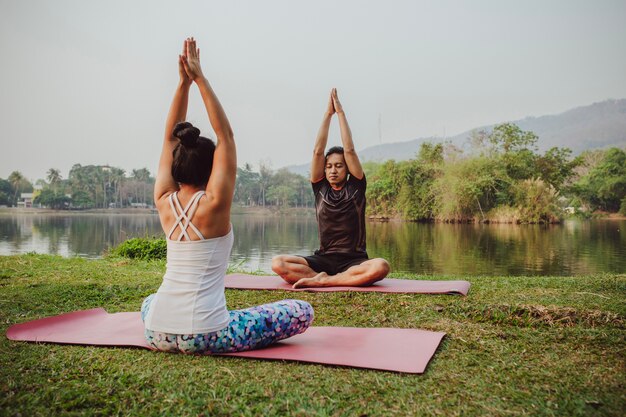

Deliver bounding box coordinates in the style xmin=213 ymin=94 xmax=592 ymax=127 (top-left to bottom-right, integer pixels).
xmin=217 ymin=127 xmax=235 ymax=142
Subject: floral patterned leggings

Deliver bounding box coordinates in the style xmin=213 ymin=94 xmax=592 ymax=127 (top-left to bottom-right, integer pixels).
xmin=141 ymin=294 xmax=314 ymax=354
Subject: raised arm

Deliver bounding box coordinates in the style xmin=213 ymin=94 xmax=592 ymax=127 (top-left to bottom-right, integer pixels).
xmin=181 ymin=38 xmax=236 ymax=207
xmin=332 ymin=88 xmax=364 ymax=179
xmin=154 ymin=41 xmax=192 ymax=202
xmin=311 ymin=91 xmax=336 ymax=182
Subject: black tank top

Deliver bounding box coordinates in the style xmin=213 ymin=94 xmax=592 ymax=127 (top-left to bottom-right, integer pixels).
xmin=312 ymin=175 xmax=367 ymax=255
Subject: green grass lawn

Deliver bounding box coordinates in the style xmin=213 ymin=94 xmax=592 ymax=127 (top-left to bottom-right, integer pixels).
xmin=0 ymin=254 xmax=624 ymax=416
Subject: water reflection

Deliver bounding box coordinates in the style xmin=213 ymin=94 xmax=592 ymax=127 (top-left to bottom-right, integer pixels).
xmin=367 ymin=221 xmax=626 ymax=275
xmin=0 ymin=212 xmax=624 ymax=276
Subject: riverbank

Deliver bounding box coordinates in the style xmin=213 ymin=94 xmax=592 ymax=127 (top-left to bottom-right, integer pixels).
xmin=2 ymin=206 xmax=623 ymax=221
xmin=1 ymin=254 xmax=624 ymax=416
xmin=0 ymin=206 xmax=316 ymax=217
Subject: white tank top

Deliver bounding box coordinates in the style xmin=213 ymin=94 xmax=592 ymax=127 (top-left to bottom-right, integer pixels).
xmin=144 ymin=191 xmax=232 ymax=334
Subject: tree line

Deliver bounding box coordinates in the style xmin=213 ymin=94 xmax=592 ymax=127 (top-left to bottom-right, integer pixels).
xmin=2 ymin=122 xmax=624 ymax=219
xmin=365 ymin=123 xmax=626 ymax=223
xmin=0 ymin=162 xmax=315 ymax=210
xmin=0 ymin=165 xmax=154 ymax=209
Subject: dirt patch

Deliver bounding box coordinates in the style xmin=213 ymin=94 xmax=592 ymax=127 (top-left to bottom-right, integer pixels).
xmin=468 ymin=304 xmax=624 ymax=328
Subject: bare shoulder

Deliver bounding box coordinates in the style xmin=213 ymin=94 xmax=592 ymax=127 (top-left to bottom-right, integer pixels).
xmin=194 ymin=193 xmax=232 ymax=236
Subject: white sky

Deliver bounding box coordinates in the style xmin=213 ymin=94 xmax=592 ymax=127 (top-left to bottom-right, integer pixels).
xmin=1 ymin=0 xmax=625 ymax=181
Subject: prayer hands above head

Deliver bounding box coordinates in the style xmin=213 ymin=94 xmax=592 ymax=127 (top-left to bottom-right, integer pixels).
xmin=326 ymin=89 xmax=336 ymax=116
xmin=178 ymin=40 xmax=192 ymax=86
xmin=331 ymin=88 xmax=344 ymax=114
xmin=181 ymin=37 xmax=204 ymax=82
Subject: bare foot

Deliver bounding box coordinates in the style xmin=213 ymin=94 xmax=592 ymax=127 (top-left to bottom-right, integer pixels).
xmin=293 ymin=272 xmax=329 ymax=289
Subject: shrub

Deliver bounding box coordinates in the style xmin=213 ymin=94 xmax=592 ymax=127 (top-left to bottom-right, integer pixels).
xmin=111 ymin=237 xmax=166 ymax=260
xmin=514 ymin=178 xmax=561 ymax=223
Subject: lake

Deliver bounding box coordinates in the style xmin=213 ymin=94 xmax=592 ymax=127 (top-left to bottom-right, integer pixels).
xmin=0 ymin=211 xmax=624 ymax=276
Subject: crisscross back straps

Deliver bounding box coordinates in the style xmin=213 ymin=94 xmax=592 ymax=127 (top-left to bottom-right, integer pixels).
xmin=167 ymin=191 xmax=206 ymax=241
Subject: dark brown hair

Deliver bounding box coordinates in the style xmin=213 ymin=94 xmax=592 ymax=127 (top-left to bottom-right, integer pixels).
xmin=171 ymin=122 xmax=216 ymax=186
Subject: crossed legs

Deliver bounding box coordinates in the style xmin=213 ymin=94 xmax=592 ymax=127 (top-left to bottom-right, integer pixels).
xmin=141 ymin=294 xmax=314 ymax=354
xmin=271 ymin=255 xmax=390 ymax=288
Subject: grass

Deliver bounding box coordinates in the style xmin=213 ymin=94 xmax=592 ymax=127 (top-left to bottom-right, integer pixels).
xmin=0 ymin=254 xmax=624 ymax=416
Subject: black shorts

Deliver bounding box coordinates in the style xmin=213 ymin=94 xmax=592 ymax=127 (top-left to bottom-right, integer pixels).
xmin=301 ymin=252 xmax=369 ymax=275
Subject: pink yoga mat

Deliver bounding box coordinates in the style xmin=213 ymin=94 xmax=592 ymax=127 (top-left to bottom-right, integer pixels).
xmin=225 ymin=274 xmax=471 ymax=295
xmin=6 ymin=308 xmax=445 ymax=374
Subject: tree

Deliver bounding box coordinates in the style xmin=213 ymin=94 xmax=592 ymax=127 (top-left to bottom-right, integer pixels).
xmin=572 ymin=148 xmax=626 ymax=212
xmin=34 ymin=189 xmax=70 ymax=210
xmin=8 ymin=171 xmax=25 ymax=206
xmin=46 ymin=168 xmax=62 ymax=190
xmin=535 ymin=147 xmax=580 ymax=189
xmin=0 ymin=178 xmax=11 ymax=206
xmin=109 ymin=167 xmax=126 ymax=207
xmin=235 ymin=164 xmax=260 ymax=206
xmin=71 ymin=190 xmax=94 ymax=209
xmin=258 ymin=161 xmax=273 ymax=207
xmin=488 ymin=123 xmax=538 ymax=154
xmin=267 ymin=185 xmax=296 ymax=207
xmin=514 ymin=178 xmax=561 ymax=223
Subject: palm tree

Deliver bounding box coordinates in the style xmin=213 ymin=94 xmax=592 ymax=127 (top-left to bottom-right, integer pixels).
xmin=110 ymin=167 xmax=126 ymax=207
xmin=131 ymin=168 xmax=152 ymax=205
xmin=46 ymin=168 xmax=62 ymax=193
xmin=8 ymin=171 xmax=25 ymax=206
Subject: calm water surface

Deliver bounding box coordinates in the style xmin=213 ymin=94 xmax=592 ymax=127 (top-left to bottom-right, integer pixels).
xmin=0 ymin=212 xmax=624 ymax=276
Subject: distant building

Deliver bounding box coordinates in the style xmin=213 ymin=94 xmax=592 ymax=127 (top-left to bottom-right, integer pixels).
xmin=18 ymin=193 xmax=34 ymax=208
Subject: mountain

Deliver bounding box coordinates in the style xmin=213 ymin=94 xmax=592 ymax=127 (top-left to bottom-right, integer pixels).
xmin=284 ymin=99 xmax=626 ymax=176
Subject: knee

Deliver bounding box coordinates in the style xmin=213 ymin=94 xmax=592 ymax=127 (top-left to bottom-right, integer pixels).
xmin=271 ymin=256 xmax=287 ymax=275
xmin=373 ymin=259 xmax=390 ymax=280
xmin=141 ymin=293 xmax=156 ymax=322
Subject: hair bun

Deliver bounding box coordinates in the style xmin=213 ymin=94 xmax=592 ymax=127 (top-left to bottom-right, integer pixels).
xmin=173 ymin=122 xmax=201 ymax=148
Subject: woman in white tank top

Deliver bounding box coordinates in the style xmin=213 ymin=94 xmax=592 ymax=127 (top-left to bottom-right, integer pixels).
xmin=141 ymin=38 xmax=313 ymax=354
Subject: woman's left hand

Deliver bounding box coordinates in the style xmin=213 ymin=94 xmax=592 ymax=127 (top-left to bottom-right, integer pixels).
xmin=178 ymin=39 xmax=192 ymax=86
xmin=181 ymin=37 xmax=204 ymax=82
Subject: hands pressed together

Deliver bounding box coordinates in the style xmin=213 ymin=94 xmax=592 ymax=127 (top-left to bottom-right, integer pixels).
xmin=178 ymin=37 xmax=204 ymax=85
xmin=326 ymin=88 xmax=344 ymax=116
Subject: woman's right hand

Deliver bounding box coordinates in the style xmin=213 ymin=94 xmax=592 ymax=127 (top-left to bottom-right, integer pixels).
xmin=178 ymin=40 xmax=192 ymax=87
xmin=181 ymin=37 xmax=204 ymax=82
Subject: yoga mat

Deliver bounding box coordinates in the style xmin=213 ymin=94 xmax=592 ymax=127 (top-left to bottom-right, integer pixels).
xmin=6 ymin=308 xmax=445 ymax=374
xmin=225 ymin=274 xmax=471 ymax=295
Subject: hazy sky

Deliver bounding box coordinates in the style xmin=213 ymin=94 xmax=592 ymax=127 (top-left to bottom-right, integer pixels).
xmin=1 ymin=0 xmax=625 ymax=181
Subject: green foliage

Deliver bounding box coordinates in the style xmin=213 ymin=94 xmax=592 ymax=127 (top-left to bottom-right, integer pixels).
xmin=620 ymin=196 xmax=626 ymax=216
xmin=433 ymin=156 xmax=504 ymax=220
xmin=33 ymin=189 xmax=71 ymax=209
xmin=536 ymin=147 xmax=580 ymax=189
xmin=361 ymin=161 xmax=383 ymax=178
xmin=572 ymin=148 xmax=626 ymax=212
xmin=0 ymin=179 xmax=11 ymax=206
xmin=364 ymin=124 xmax=601 ymax=221
xmin=234 ymin=164 xmax=313 ymax=208
xmin=367 ymin=143 xmax=443 ymax=219
xmin=71 ymin=190 xmax=94 ymax=209
xmin=111 ymin=237 xmax=166 ymax=260
xmin=514 ymin=178 xmax=561 ymax=223
xmin=489 ymin=122 xmax=538 ymax=153
xmin=7 ymin=171 xmax=33 ymax=206
xmin=68 ymin=164 xmax=153 ymax=209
